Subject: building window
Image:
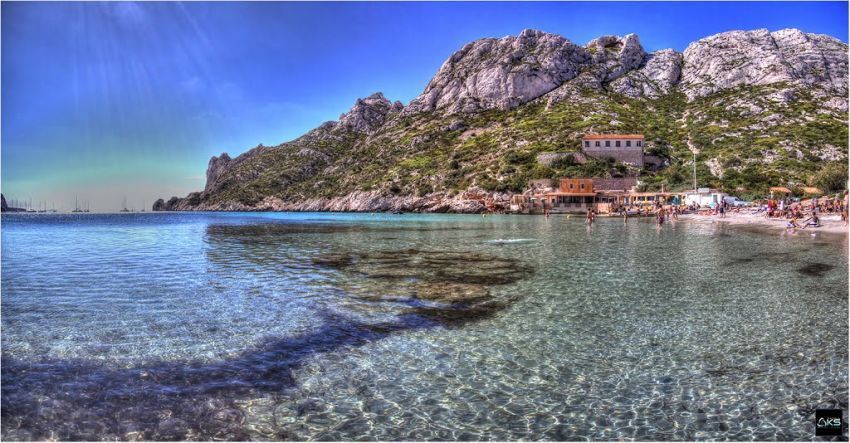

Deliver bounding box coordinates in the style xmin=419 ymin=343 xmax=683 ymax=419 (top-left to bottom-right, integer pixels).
xmin=615 ymin=140 xmax=621 ymax=147
xmin=637 ymin=140 xmax=642 ymax=147
xmin=580 ymin=183 xmax=585 ymax=190
xmin=595 ymin=141 xmax=600 ymax=147
xmin=584 ymin=141 xmax=590 ymax=148
xmin=626 ymin=140 xmax=631 ymax=147
xmin=605 ymin=141 xmax=611 ymax=147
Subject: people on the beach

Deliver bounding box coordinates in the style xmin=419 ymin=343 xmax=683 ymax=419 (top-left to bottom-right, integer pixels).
xmin=802 ymin=213 xmax=821 ymax=229
xmin=786 ymin=217 xmax=800 ymax=229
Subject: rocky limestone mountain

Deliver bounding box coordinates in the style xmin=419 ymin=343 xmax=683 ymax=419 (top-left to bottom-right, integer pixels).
xmin=339 ymin=92 xmax=403 ymax=134
xmin=156 ymin=28 xmax=848 ymax=213
xmin=403 ymin=29 xmax=592 ymax=115
xmin=610 ymin=49 xmax=683 ymax=98
xmin=681 ymin=28 xmax=848 ymax=102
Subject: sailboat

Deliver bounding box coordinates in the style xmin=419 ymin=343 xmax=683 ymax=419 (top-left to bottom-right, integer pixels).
xmin=120 ymin=196 xmax=131 ymax=212
xmin=72 ymin=196 xmax=83 ymax=213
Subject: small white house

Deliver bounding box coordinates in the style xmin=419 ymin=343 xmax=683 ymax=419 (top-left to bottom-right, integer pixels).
xmin=684 ymin=188 xmax=728 ymax=207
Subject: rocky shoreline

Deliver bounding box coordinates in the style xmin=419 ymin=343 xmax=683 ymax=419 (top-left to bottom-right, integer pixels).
xmin=153 ymin=188 xmax=514 ymax=214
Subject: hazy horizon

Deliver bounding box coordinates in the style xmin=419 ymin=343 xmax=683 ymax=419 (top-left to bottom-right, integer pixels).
xmin=2 ymin=1 xmax=847 ymax=212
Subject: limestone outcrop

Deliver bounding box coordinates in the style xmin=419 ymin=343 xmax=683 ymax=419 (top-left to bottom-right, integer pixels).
xmin=154 ymin=28 xmax=848 ymax=213
xmin=403 ymin=29 xmax=592 ymax=115
xmin=680 ymin=28 xmax=848 ymax=100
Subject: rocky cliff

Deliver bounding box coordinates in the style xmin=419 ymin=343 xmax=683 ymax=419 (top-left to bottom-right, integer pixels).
xmin=0 ymin=194 xmax=25 ymax=213
xmin=156 ymin=28 xmax=848 ymax=212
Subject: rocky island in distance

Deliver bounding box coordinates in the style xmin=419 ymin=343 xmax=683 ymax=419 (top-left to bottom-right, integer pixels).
xmin=153 ymin=28 xmax=848 ymax=213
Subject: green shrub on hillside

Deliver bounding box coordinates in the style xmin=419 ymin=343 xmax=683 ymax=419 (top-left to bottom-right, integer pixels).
xmin=811 ymin=161 xmax=849 ymax=193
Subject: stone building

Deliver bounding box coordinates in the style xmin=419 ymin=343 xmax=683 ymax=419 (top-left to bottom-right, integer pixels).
xmin=581 ymin=134 xmax=645 ymax=166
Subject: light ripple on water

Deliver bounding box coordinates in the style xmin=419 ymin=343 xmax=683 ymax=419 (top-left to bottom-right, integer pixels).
xmin=1 ymin=212 xmax=847 ymax=440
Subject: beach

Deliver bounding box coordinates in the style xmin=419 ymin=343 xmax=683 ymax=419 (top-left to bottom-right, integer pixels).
xmin=679 ymin=211 xmax=849 ymax=235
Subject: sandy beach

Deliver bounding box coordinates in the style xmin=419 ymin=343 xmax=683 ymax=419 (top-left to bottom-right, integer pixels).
xmin=679 ymin=211 xmax=849 ymax=235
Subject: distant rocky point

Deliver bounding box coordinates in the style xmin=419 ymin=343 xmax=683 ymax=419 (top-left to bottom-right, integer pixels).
xmin=155 ymin=28 xmax=848 ymax=213
xmin=1 ymin=194 xmax=26 ymax=213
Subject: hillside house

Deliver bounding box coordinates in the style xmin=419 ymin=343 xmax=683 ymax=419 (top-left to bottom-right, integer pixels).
xmin=582 ymin=134 xmax=645 ymax=166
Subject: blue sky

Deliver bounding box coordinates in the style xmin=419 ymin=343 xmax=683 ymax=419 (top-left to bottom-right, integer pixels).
xmin=2 ymin=1 xmax=847 ymax=211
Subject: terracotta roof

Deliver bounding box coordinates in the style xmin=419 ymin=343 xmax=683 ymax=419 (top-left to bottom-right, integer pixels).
xmin=582 ymin=134 xmax=644 ymax=140
xmin=769 ymin=187 xmax=793 ymax=193
xmin=802 ymin=187 xmax=823 ymax=195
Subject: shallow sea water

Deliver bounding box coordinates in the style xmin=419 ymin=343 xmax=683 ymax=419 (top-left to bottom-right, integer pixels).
xmin=1 ymin=212 xmax=847 ymax=440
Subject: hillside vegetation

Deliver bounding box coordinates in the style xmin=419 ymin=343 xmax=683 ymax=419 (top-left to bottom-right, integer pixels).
xmin=156 ymin=28 xmax=848 ymax=211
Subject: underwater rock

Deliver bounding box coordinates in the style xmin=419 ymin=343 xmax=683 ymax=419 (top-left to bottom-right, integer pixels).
xmin=312 ymin=248 xmax=533 ymax=324
xmin=796 ymin=262 xmax=834 ymax=277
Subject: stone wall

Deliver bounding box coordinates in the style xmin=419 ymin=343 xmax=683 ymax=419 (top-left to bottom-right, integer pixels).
xmin=582 ymin=147 xmax=644 ymax=166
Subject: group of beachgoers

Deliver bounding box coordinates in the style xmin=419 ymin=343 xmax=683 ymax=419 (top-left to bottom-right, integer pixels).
xmin=546 ymin=191 xmax=849 ymax=231
xmin=764 ymin=194 xmax=849 ymax=230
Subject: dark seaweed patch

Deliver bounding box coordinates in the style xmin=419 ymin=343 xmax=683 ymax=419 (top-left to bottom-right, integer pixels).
xmin=724 ymin=257 xmax=755 ymax=266
xmin=312 ymin=248 xmax=534 ymax=324
xmin=796 ymin=262 xmax=834 ymax=277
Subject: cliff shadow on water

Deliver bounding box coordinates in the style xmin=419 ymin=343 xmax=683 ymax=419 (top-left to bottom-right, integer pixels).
xmin=2 ymin=222 xmax=536 ymax=441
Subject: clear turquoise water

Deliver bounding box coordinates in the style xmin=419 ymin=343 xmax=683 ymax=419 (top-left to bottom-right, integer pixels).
xmin=1 ymin=212 xmax=847 ymax=440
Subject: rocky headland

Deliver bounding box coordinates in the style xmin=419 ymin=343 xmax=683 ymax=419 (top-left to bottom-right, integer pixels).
xmin=155 ymin=28 xmax=848 ymax=213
